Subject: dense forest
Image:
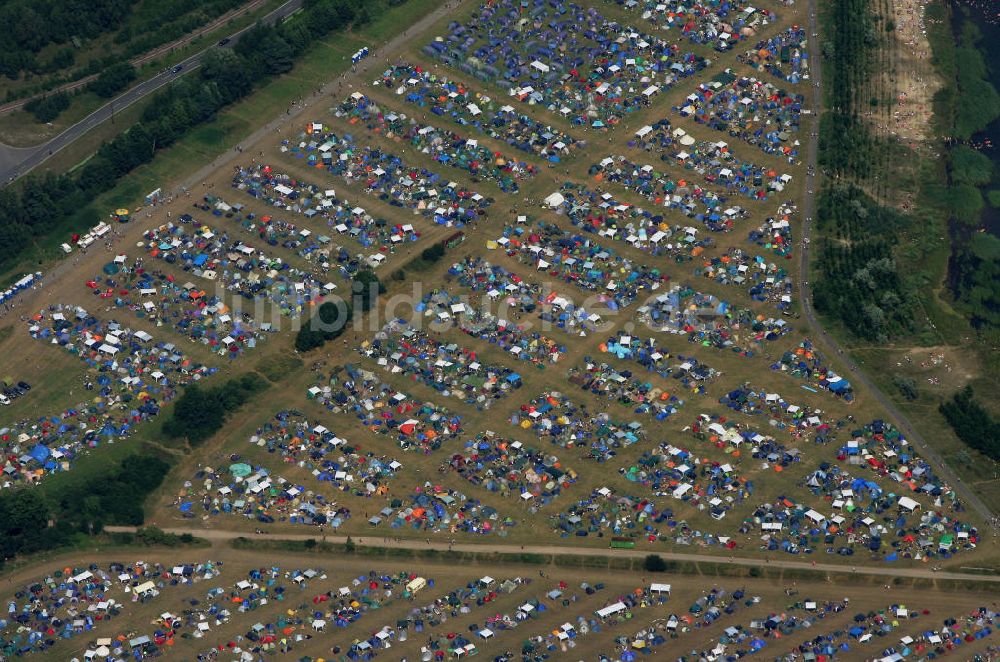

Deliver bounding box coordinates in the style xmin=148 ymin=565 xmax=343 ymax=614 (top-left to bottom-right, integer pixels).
xmin=0 ymin=0 xmax=382 ymax=276
xmin=0 ymin=0 xmax=135 ymax=77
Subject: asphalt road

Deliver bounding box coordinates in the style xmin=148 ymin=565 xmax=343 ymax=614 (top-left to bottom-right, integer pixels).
xmin=796 ymin=0 xmax=996 ymax=529
xmin=0 ymin=0 xmax=305 ymax=185
xmin=0 ymin=0 xmax=270 ymax=117
xmin=103 ymin=526 xmax=999 ymax=584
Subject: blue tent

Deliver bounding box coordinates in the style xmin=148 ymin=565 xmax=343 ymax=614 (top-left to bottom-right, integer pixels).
xmin=29 ymin=445 xmax=51 ymax=463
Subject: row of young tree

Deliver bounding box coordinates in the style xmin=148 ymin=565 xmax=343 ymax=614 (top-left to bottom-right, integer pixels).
xmin=815 ymin=1 xmax=932 ymax=342
xmin=812 ymin=185 xmax=915 ymax=342
xmin=817 ymin=0 xmax=881 ymax=179
xmin=0 ymin=0 xmax=383 ymax=276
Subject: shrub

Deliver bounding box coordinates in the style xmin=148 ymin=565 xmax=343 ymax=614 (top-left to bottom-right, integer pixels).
xmin=294 ymin=301 xmax=351 ymax=352
xmin=644 ymin=554 xmax=668 ymax=572
xmin=163 ymin=374 xmax=266 ymax=444
xmin=352 ymin=270 xmax=384 ymax=312
xmin=24 ymin=91 xmax=70 ymax=122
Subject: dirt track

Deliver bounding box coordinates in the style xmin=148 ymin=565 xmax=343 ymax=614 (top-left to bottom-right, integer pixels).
xmin=103 ymin=526 xmax=1000 ymax=584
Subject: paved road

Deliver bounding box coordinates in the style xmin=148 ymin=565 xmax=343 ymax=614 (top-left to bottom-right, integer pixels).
xmin=0 ymin=0 xmax=305 ymax=185
xmin=104 ymin=526 xmax=999 ymax=584
xmin=0 ymin=0 xmax=467 ymax=327
xmin=0 ymin=0 xmax=270 ymax=117
xmin=795 ymin=0 xmax=996 ymax=530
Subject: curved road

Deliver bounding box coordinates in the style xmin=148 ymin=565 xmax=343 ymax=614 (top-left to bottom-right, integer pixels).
xmin=796 ymin=0 xmax=996 ymax=530
xmin=0 ymin=0 xmax=305 ymax=185
xmin=103 ymin=526 xmax=999 ymax=584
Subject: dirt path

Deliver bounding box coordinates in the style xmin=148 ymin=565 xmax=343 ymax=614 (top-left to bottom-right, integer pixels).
xmin=103 ymin=526 xmax=999 ymax=584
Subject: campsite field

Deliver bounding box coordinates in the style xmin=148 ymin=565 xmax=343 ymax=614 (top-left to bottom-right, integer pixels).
xmin=2 ymin=544 xmax=998 ymax=661
xmin=3 ymin=0 xmax=993 ymax=561
xmin=1 ymin=0 xmax=999 ymax=657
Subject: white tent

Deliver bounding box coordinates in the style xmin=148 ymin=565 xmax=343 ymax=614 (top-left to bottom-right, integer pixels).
xmin=596 ymin=602 xmax=627 ymax=619
xmin=544 ymin=192 xmax=565 ymax=208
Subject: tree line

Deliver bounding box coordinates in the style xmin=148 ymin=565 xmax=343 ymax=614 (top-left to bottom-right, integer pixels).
xmin=0 ymin=0 xmax=387 ymax=277
xmin=0 ymin=453 xmax=171 ymax=569
xmin=939 ymin=386 xmax=1000 ymax=462
xmin=0 ymin=0 xmax=243 ymax=89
